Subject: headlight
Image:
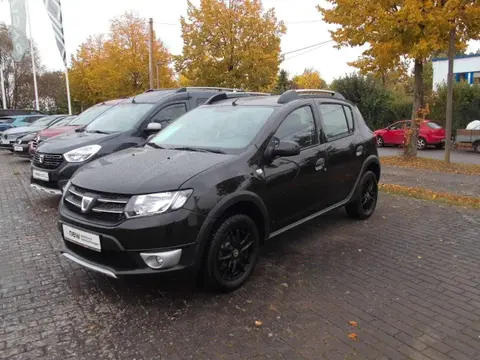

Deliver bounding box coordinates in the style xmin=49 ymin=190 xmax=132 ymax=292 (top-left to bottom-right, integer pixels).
xmin=64 ymin=145 xmax=101 ymax=162
xmin=124 ymin=190 xmax=193 ymax=218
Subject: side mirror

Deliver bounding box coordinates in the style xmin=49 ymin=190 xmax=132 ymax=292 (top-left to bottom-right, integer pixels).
xmin=272 ymin=139 xmax=300 ymax=157
xmin=146 ymin=122 xmax=162 ymax=134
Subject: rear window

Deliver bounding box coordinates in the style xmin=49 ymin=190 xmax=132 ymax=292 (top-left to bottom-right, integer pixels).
xmin=426 ymin=122 xmax=442 ymax=129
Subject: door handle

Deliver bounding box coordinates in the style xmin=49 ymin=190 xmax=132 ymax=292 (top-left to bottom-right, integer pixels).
xmin=356 ymin=146 xmax=363 ymax=156
xmin=315 ymin=158 xmax=326 ymax=171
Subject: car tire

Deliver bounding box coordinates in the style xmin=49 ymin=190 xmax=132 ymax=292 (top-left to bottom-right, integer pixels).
xmin=473 ymin=142 xmax=480 ymax=154
xmin=345 ymin=171 xmax=378 ymax=220
xmin=435 ymin=143 xmax=445 ymax=149
xmin=376 ymin=136 xmax=384 ymax=147
xmin=204 ymin=214 xmax=260 ymax=292
xmin=417 ymin=137 xmax=427 ymax=150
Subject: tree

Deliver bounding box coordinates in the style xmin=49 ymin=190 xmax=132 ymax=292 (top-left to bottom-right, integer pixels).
xmin=38 ymin=71 xmax=69 ymax=114
xmin=318 ymin=0 xmax=480 ymax=157
xmin=292 ymin=68 xmax=327 ymax=90
xmin=272 ymin=69 xmax=292 ymax=94
xmin=176 ymin=0 xmax=286 ymax=91
xmin=69 ymin=12 xmax=176 ymax=108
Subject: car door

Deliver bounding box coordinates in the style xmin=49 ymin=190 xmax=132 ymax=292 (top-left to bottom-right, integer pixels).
xmin=317 ymin=102 xmax=362 ymax=206
xmin=384 ymin=121 xmax=406 ymax=145
xmin=150 ymin=102 xmax=189 ymax=130
xmin=262 ymin=104 xmax=328 ymax=231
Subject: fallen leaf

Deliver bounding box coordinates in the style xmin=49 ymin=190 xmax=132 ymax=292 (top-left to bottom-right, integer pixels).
xmin=348 ymin=333 xmax=358 ymax=340
xmin=418 ymin=256 xmax=422 ymax=259
xmin=380 ymin=156 xmax=480 ymax=176
xmin=255 ymin=320 xmax=262 ymax=327
xmin=348 ymin=321 xmax=358 ymax=327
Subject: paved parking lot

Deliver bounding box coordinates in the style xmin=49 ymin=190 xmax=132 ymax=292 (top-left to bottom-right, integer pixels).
xmin=1 ymin=153 xmax=480 ymax=360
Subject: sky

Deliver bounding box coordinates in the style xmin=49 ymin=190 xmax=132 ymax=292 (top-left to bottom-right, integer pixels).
xmin=0 ymin=0 xmax=479 ymax=84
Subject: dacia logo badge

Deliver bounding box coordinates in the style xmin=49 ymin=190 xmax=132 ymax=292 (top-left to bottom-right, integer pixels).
xmin=81 ymin=196 xmax=94 ymax=213
xmin=39 ymin=154 xmax=45 ymax=164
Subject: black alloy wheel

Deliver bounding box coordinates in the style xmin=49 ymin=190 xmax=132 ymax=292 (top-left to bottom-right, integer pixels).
xmin=346 ymin=170 xmax=378 ymax=220
xmin=205 ymin=214 xmax=260 ymax=291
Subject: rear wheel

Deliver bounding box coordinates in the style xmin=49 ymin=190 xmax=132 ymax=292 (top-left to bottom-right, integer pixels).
xmin=204 ymin=214 xmax=260 ymax=292
xmin=417 ymin=137 xmax=427 ymax=150
xmin=376 ymin=136 xmax=384 ymax=147
xmin=474 ymin=142 xmax=480 ymax=154
xmin=346 ymin=171 xmax=378 ymax=220
xmin=435 ymin=143 xmax=445 ymax=149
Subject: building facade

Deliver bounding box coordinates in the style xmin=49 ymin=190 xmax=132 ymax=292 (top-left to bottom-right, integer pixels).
xmin=432 ymin=54 xmax=480 ymax=91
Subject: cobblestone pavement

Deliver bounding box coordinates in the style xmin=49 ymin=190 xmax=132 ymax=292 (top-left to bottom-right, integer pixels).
xmin=378 ymin=147 xmax=480 ymax=165
xmin=1 ymin=152 xmax=480 ymax=360
xmin=381 ymin=166 xmax=480 ymax=197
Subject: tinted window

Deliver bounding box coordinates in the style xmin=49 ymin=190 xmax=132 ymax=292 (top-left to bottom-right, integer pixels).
xmin=150 ymin=106 xmax=274 ymax=152
xmin=152 ymin=103 xmax=187 ymax=124
xmin=426 ymin=122 xmax=442 ymax=129
xmin=0 ymin=118 xmax=14 ymax=124
xmin=319 ymin=104 xmax=350 ymax=140
xmin=389 ymin=122 xmax=407 ymax=130
xmin=197 ymin=98 xmax=209 ymax=106
xmin=25 ymin=116 xmax=45 ymax=123
xmin=274 ymin=106 xmax=317 ymax=149
xmin=50 ymin=117 xmax=73 ymax=127
xmin=86 ymin=103 xmax=154 ymax=133
xmin=344 ymin=106 xmax=354 ymax=132
xmin=70 ymin=104 xmax=114 ymax=126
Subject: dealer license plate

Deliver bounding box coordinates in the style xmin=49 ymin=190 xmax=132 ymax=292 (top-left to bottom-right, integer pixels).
xmin=32 ymin=169 xmax=49 ymax=181
xmin=63 ymin=224 xmax=101 ymax=252
xmin=14 ymin=146 xmax=23 ymax=152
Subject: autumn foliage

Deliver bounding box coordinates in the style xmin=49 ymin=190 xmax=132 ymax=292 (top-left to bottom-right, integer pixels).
xmin=69 ymin=12 xmax=176 ymax=107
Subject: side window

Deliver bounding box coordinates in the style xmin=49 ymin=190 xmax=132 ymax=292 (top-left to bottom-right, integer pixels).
xmin=344 ymin=106 xmax=354 ymax=132
xmin=152 ymin=103 xmax=187 ymax=125
xmin=196 ymin=98 xmax=209 ymax=106
xmin=319 ymin=104 xmax=351 ymax=140
xmin=274 ymin=106 xmax=317 ymax=149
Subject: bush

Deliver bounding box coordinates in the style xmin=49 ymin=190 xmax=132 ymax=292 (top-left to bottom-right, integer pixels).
xmin=430 ymin=82 xmax=480 ymax=130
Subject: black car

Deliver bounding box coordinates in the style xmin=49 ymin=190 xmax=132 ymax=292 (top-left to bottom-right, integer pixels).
xmin=30 ymin=87 xmax=246 ymax=195
xmin=58 ymin=89 xmax=381 ymax=291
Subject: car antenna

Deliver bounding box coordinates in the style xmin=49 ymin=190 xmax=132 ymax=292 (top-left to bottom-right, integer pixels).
xmin=232 ymin=98 xmax=239 ymax=106
xmin=131 ymin=96 xmax=136 ymax=104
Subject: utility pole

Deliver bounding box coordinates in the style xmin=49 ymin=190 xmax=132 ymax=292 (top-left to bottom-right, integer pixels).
xmin=0 ymin=56 xmax=6 ymax=109
xmin=148 ymin=18 xmax=154 ymax=90
xmin=444 ymin=26 xmax=456 ymax=164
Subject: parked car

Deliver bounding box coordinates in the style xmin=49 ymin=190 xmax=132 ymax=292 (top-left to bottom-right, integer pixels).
xmin=57 ymin=89 xmax=381 ymax=291
xmin=14 ymin=116 xmax=77 ymax=157
xmin=0 ymin=109 xmax=44 ymax=117
xmin=30 ymin=87 xmax=252 ymax=195
xmin=30 ymin=100 xmax=125 ymax=156
xmin=374 ymin=120 xmax=446 ymax=150
xmin=1 ymin=115 xmax=68 ymax=151
xmin=455 ymin=128 xmax=480 ymax=153
xmin=0 ymin=114 xmax=45 ymax=133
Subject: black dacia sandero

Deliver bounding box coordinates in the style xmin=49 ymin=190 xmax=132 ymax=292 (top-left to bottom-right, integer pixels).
xmin=58 ymin=89 xmax=381 ymax=291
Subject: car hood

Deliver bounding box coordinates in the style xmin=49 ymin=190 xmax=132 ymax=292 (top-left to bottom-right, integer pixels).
xmin=38 ymin=125 xmax=79 ymax=138
xmin=37 ymin=131 xmax=121 ymax=154
xmin=72 ymin=147 xmax=233 ymax=195
xmin=4 ymin=126 xmax=42 ymax=135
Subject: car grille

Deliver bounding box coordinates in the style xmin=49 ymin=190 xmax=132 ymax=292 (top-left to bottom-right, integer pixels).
xmin=64 ymin=185 xmax=129 ymax=224
xmin=31 ymin=137 xmax=46 ymax=150
xmin=32 ymin=152 xmax=63 ymax=169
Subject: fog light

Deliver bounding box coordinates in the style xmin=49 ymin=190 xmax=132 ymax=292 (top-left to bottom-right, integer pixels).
xmin=140 ymin=249 xmax=182 ymax=270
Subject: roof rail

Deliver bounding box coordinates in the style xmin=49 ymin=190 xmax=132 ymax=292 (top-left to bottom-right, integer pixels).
xmin=176 ymin=86 xmax=243 ymax=93
xmin=277 ymin=89 xmax=345 ymax=104
xmin=143 ymin=88 xmax=178 ymax=93
xmin=204 ymin=91 xmax=270 ymax=105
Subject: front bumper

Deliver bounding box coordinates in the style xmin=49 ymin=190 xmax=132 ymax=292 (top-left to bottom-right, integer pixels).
xmin=0 ymin=141 xmax=14 ymax=150
xmin=58 ymin=204 xmax=208 ymax=277
xmin=13 ymin=143 xmax=30 ymax=157
xmin=30 ymin=161 xmax=81 ymax=193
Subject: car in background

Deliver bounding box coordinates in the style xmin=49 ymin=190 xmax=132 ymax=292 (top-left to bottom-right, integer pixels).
xmin=374 ymin=120 xmax=446 ymax=150
xmin=0 ymin=109 xmax=44 ymax=117
xmin=57 ymin=89 xmax=381 ymax=291
xmin=1 ymin=115 xmax=68 ymax=151
xmin=0 ymin=115 xmax=45 ymax=134
xmin=31 ymin=87 xmax=257 ymax=195
xmin=30 ymin=99 xmax=125 ymax=156
xmin=14 ymin=116 xmax=77 ymax=157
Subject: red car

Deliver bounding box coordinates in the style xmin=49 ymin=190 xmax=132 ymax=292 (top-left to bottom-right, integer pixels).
xmin=374 ymin=120 xmax=446 ymax=150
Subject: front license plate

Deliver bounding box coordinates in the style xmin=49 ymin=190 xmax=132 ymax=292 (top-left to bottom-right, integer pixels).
xmin=63 ymin=224 xmax=101 ymax=252
xmin=32 ymin=169 xmax=49 ymax=181
xmin=14 ymin=146 xmax=23 ymax=152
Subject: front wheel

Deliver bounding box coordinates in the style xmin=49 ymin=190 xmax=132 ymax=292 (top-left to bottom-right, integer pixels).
xmin=204 ymin=214 xmax=260 ymax=292
xmin=376 ymin=136 xmax=384 ymax=147
xmin=435 ymin=143 xmax=445 ymax=150
xmin=345 ymin=171 xmax=378 ymax=220
xmin=474 ymin=142 xmax=480 ymax=154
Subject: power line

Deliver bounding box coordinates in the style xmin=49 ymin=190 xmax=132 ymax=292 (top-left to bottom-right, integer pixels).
xmin=283 ymin=41 xmax=334 ymax=61
xmin=282 ymin=40 xmax=333 ymax=56
xmin=284 ymin=20 xmax=322 ymax=25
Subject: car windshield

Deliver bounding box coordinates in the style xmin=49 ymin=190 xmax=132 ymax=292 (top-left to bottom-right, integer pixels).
xmin=86 ymin=103 xmax=154 ymax=133
xmin=149 ymin=105 xmax=275 ymax=152
xmin=0 ymin=118 xmax=14 ymax=124
xmin=31 ymin=116 xmax=59 ymax=126
xmin=50 ymin=117 xmax=73 ymax=127
xmin=426 ymin=122 xmax=442 ymax=129
xmin=69 ymin=104 xmax=115 ymax=126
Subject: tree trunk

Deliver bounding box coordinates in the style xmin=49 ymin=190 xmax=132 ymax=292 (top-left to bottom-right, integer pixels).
xmin=444 ymin=27 xmax=455 ymax=164
xmin=404 ymin=59 xmax=424 ymax=157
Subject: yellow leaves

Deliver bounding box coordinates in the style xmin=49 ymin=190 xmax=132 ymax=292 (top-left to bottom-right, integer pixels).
xmin=348 ymin=333 xmax=358 ymax=340
xmin=255 ymin=320 xmax=262 ymax=327
xmin=176 ymin=0 xmax=285 ymax=91
xmin=380 ymin=156 xmax=480 ymax=176
xmin=348 ymin=321 xmax=358 ymax=327
xmin=292 ymin=68 xmax=327 ymax=90
xmin=70 ymin=11 xmax=176 ymax=107
xmin=379 ymin=183 xmax=480 ymax=209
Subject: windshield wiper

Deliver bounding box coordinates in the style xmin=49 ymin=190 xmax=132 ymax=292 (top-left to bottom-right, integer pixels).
xmin=86 ymin=130 xmax=110 ymax=134
xmin=171 ymin=146 xmax=226 ymax=154
xmin=146 ymin=142 xmax=165 ymax=149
